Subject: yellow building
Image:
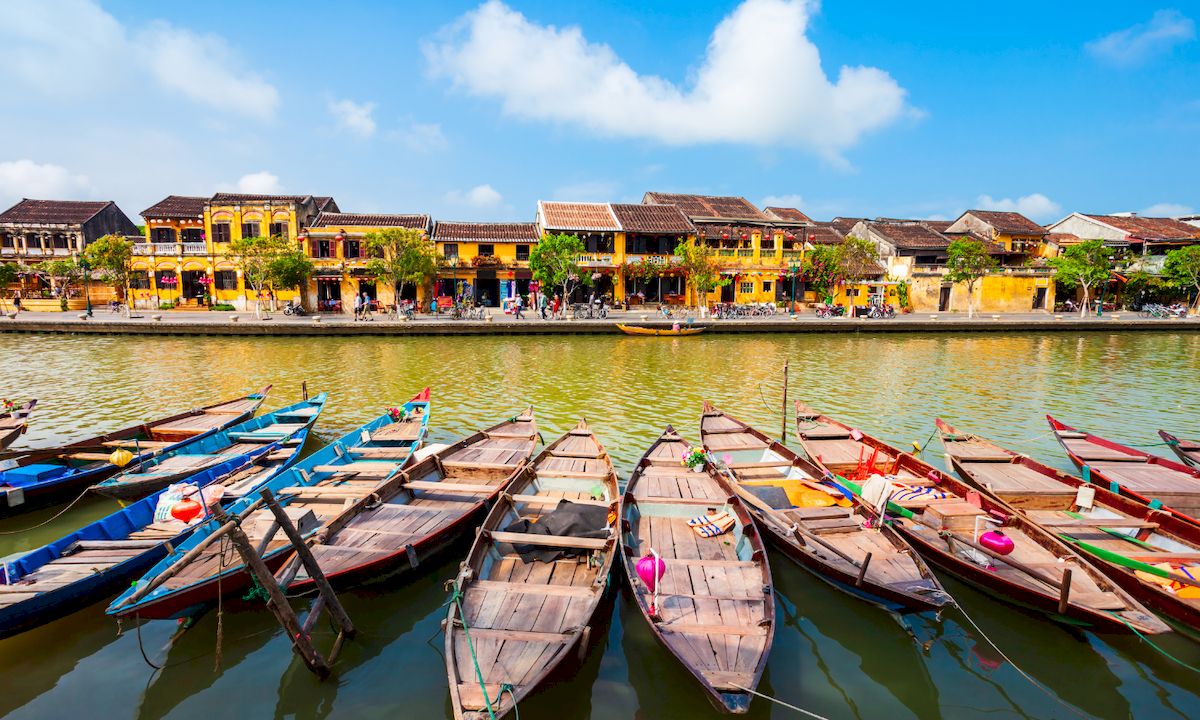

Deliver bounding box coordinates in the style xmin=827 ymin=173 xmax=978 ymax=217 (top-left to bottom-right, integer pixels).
xmin=945 ymin=210 xmax=1049 ymax=260
xmin=299 ymin=212 xmax=432 ymax=313
xmin=430 ymin=221 xmax=539 ymax=309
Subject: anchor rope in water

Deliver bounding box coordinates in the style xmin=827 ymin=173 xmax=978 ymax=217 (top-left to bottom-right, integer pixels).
xmin=0 ymin=487 xmax=91 ymax=535
xmin=447 ymin=579 xmax=520 ymax=720
xmin=1106 ymin=611 xmax=1200 ymax=673
xmin=951 ymin=601 xmax=1088 ymax=718
xmin=134 ymin=613 xmax=163 ymax=670
xmin=729 ymin=683 xmax=831 ymax=719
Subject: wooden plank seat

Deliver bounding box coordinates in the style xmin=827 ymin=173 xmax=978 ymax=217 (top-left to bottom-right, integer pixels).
xmin=485 ymin=431 xmax=538 ymax=440
xmin=66 ymin=539 xmax=163 ymax=552
xmin=454 ymin=628 xmax=571 ymax=643
xmin=279 ymin=485 xmax=377 ymax=498
xmin=469 ymin=580 xmax=597 ymax=597
xmin=1041 ymin=518 xmax=1159 ymax=530
xmin=805 ymin=517 xmax=864 ymax=535
xmin=546 ymin=449 xmax=603 ymax=459
xmin=701 ymin=426 xmax=750 ymax=435
xmin=507 ymin=493 xmax=608 ymax=507
xmin=729 ymin=460 xmax=794 ymax=470
xmin=535 ymin=468 xmax=609 ymax=480
xmin=487 ymin=531 xmax=610 ymax=550
xmin=1063 ymin=440 xmax=1142 ymax=461
xmin=634 ymin=495 xmax=729 ymax=506
xmin=797 ymin=426 xmax=852 ymax=440
xmin=441 ymin=460 xmax=520 ymax=472
xmin=658 ymin=622 xmax=769 ymax=636
xmin=348 ymin=447 xmax=412 ymax=459
xmin=310 ymin=462 xmax=403 ymax=477
xmin=404 ymin=481 xmax=498 ymax=494
xmin=785 ymin=506 xmax=852 ymax=520
xmin=100 ymin=439 xmax=173 ymax=449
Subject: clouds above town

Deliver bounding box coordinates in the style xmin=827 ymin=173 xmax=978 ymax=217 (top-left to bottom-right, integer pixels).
xmin=0 ymin=160 xmax=92 ymax=209
xmin=975 ymin=193 xmax=1062 ymax=222
xmin=1141 ymin=202 xmax=1194 ymax=217
xmin=329 ymin=98 xmax=378 ymax=138
xmin=445 ymin=184 xmax=504 ymax=209
xmin=425 ymin=0 xmax=911 ymax=159
xmin=1086 ymin=10 xmax=1196 ymax=66
xmin=220 ymin=172 xmax=283 ymax=195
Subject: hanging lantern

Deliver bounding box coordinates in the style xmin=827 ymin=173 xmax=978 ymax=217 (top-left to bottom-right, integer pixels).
xmin=740 ymin=233 xmax=748 ymax=240
xmin=170 ymin=497 xmax=203 ymax=524
xmin=108 ymin=449 xmax=134 ymax=467
xmin=809 ymin=234 xmax=816 ymax=242
xmin=721 ymin=232 xmax=729 ymax=239
xmin=786 ymin=233 xmax=795 ymax=240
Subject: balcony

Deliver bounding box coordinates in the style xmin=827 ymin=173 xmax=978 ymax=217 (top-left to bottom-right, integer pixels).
xmin=0 ymin=247 xmax=16 ymax=256
xmin=737 ymin=248 xmax=755 ymax=258
xmin=152 ymin=243 xmax=180 ymax=255
xmin=182 ymin=242 xmax=207 ymax=255
xmin=575 ymin=254 xmax=616 ymax=267
xmin=133 ymin=244 xmax=151 ymax=255
xmin=782 ymin=250 xmax=803 ymax=260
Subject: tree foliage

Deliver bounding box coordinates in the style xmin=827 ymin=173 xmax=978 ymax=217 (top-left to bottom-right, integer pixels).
xmin=35 ymin=257 xmax=84 ymax=294
xmin=269 ymin=251 xmax=315 ymax=293
xmin=837 ymin=236 xmax=881 ymax=283
xmin=674 ymin=240 xmax=729 ymax=308
xmin=229 ymin=234 xmax=300 ymax=317
xmin=529 ymin=233 xmax=585 ymax=302
xmin=364 ymin=228 xmax=439 ymax=303
xmin=800 ymin=244 xmax=842 ymax=301
xmin=944 ymin=238 xmax=997 ymax=318
xmin=1163 ymin=245 xmax=1200 ymax=311
xmin=82 ymin=234 xmax=133 ymax=301
xmin=1049 ymin=239 xmax=1113 ymax=316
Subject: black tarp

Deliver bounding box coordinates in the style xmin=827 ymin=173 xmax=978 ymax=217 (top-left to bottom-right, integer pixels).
xmin=501 ymin=499 xmax=610 ymax=562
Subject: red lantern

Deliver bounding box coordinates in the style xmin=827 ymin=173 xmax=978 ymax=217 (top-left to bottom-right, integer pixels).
xmin=740 ymin=233 xmax=748 ymax=240
xmin=721 ymin=232 xmax=729 ymax=239
xmin=786 ymin=233 xmax=794 ymax=239
xmin=808 ymin=234 xmax=816 ymax=241
xmin=170 ymin=497 xmax=203 ymax=523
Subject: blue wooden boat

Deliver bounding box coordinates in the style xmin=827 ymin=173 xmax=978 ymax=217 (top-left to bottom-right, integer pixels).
xmin=90 ymin=392 xmax=323 ymax=501
xmin=109 ymin=389 xmax=430 ymax=620
xmin=0 ymin=387 xmax=271 ymax=518
xmin=0 ymin=395 xmax=323 ymax=640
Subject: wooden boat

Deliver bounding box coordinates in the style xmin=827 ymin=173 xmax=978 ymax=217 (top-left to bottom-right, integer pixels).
xmin=0 ymin=396 xmax=322 ymax=639
xmin=616 ymin=323 xmax=706 ymax=337
xmin=620 ymin=426 xmax=773 ymax=714
xmin=1159 ymin=430 xmax=1200 ymax=470
xmin=90 ymin=392 xmax=320 ymax=501
xmin=701 ymin=403 xmax=948 ymax=613
xmin=794 ymin=403 xmax=1169 ymax=633
xmin=0 ymin=387 xmax=270 ymax=517
xmin=1048 ymin=416 xmax=1200 ymax=521
xmin=0 ymin=399 xmax=37 ymax=451
xmin=288 ymin=408 xmax=539 ymax=593
xmin=937 ymin=419 xmax=1200 ymax=638
xmin=109 ymin=390 xmax=432 ymax=620
xmin=446 ymin=420 xmax=617 ymax=720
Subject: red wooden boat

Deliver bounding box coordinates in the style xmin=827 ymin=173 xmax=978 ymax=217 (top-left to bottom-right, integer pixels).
xmin=793 ymin=402 xmax=1168 ymax=634
xmin=0 ymin=399 xmax=36 ymax=451
xmin=937 ymin=419 xmax=1200 ymax=638
xmin=1159 ymin=430 xmax=1200 ymax=470
xmin=1048 ymin=416 xmax=1200 ymax=522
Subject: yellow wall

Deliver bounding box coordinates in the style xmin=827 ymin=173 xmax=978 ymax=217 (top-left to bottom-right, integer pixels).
xmin=908 ymin=272 xmax=1055 ymax=313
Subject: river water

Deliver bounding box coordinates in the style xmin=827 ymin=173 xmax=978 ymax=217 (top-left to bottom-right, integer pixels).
xmin=1 ymin=331 xmax=1198 ymax=719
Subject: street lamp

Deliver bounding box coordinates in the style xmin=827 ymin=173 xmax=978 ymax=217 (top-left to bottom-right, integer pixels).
xmin=789 ymin=263 xmax=798 ymax=317
xmin=78 ymin=255 xmax=93 ymax=317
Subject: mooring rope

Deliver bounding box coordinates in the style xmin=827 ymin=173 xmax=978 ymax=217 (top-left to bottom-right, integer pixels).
xmin=0 ymin=487 xmax=91 ymax=534
xmin=1106 ymin=611 xmax=1200 ymax=673
xmin=729 ymin=683 xmax=831 ymax=719
xmin=134 ymin=613 xmax=163 ymax=670
xmin=448 ymin=579 xmax=500 ymax=720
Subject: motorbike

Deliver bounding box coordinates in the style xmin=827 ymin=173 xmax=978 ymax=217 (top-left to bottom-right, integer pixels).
xmin=283 ymin=300 xmax=307 ymax=316
xmin=814 ymin=303 xmax=846 ymax=319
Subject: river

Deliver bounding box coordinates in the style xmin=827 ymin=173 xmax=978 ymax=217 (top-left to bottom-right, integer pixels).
xmin=0 ymin=331 xmax=1198 ymax=719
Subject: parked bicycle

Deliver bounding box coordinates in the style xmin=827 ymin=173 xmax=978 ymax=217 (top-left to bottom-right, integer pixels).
xmin=572 ymin=301 xmax=609 ymax=320
xmin=1140 ymin=303 xmax=1188 ymax=319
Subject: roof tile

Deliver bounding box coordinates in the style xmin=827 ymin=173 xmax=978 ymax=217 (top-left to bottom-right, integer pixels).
xmin=1084 ymin=214 xmax=1200 ymax=240
xmin=141 ymin=195 xmax=207 ymax=219
xmin=610 ymin=204 xmax=694 ymax=234
xmin=433 ymin=222 xmax=538 ymax=243
xmin=763 ymin=206 xmax=813 ymax=223
xmin=0 ymin=199 xmax=113 ymax=225
xmin=309 ymin=212 xmax=429 ymax=229
xmin=642 ymin=192 xmax=766 ymax=221
xmin=539 ymin=201 xmax=620 ymax=231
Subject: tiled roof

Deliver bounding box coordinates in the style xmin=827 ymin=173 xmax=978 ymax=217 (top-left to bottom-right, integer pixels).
xmin=965 ymin=210 xmax=1045 ymax=235
xmin=695 ymin=222 xmax=762 ymax=241
xmin=610 ymin=204 xmax=694 ymax=234
xmin=539 ymin=201 xmax=620 ymax=231
xmin=433 ymin=222 xmax=538 ymax=243
xmin=313 ymin=197 xmax=339 ymax=213
xmin=0 ymin=199 xmax=113 ymax=225
xmin=141 ymin=195 xmax=206 ymax=219
xmin=210 ymin=193 xmax=334 ymax=206
xmin=642 ymin=192 xmax=766 ymax=221
xmin=807 ymin=223 xmax=845 ymax=245
xmin=309 ymin=212 xmax=429 ymax=229
xmin=1046 ymin=232 xmax=1083 ymax=246
xmin=1084 ymin=214 xmax=1200 ymax=240
xmin=763 ymin=207 xmax=813 ymax=223
xmin=830 ymin=217 xmax=866 ymax=235
xmin=871 ymin=222 xmax=953 ymax=250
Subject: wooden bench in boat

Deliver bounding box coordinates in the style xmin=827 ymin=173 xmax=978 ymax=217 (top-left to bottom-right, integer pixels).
xmin=100 ymin=439 xmax=174 ymax=449
xmin=545 ymin=449 xmax=603 ymax=459
xmin=535 ymin=468 xmax=608 ymax=480
xmin=348 ymin=447 xmax=411 ymax=459
xmin=279 ymin=485 xmax=378 ymax=499
xmin=486 ymin=531 xmax=610 ymax=550
xmin=1041 ymin=518 xmax=1159 ymax=530
xmin=507 ymin=493 xmax=608 ymax=507
xmin=311 ymin=462 xmax=404 ymax=477
xmin=657 ymin=622 xmax=769 ymax=636
xmin=440 ymin=459 xmax=520 ymax=472
xmin=484 ymin=431 xmax=537 ymax=440
xmin=404 ymin=481 xmax=497 ymax=494
xmin=64 ymin=538 xmax=163 ymax=553
xmin=469 ymin=580 xmax=597 ymax=597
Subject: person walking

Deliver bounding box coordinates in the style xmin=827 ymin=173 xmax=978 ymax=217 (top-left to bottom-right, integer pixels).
xmin=353 ymin=292 xmax=364 ymax=321
xmin=11 ymin=290 xmax=21 ymax=317
xmin=551 ymin=293 xmax=560 ymax=319
xmin=514 ymin=293 xmax=525 ymax=320
xmin=361 ymin=291 xmax=373 ymax=321
xmin=538 ymin=291 xmax=549 ymax=320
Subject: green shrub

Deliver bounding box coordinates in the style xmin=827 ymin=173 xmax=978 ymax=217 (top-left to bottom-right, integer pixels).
xmin=59 ymin=297 xmax=68 ymax=311
xmin=159 ymin=301 xmax=176 ymax=310
xmin=209 ymin=303 xmax=236 ymax=311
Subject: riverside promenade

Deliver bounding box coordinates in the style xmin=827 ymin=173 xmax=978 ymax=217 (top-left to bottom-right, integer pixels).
xmin=1 ymin=308 xmax=1196 ymax=336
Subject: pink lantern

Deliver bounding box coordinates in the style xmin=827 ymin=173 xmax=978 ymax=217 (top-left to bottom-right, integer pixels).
xmin=979 ymin=530 xmax=1015 ymax=555
xmin=635 ymin=554 xmax=667 ymax=592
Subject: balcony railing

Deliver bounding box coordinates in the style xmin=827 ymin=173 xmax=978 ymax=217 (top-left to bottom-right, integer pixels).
xmin=717 ymin=249 xmax=737 ymax=257
xmin=782 ymin=250 xmax=803 ymax=260
xmin=182 ymin=242 xmax=207 ymax=255
xmin=133 ymin=244 xmax=151 ymax=255
xmin=0 ymin=247 xmax=16 ymax=256
xmin=152 ymin=243 xmax=180 ymax=255
xmin=737 ymin=248 xmax=755 ymax=258
xmin=576 ymin=254 xmax=615 ymax=266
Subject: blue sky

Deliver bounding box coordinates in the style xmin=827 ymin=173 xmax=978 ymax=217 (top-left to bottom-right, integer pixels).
xmin=1 ymin=1 xmax=1197 ymax=225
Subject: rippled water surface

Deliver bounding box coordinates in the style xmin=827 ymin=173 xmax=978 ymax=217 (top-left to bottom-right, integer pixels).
xmin=1 ymin=331 xmax=1198 ymax=719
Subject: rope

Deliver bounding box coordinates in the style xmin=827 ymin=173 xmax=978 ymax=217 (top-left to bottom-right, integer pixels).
xmin=134 ymin=614 xmax=163 ymax=670
xmin=448 ymin=580 xmax=498 ymax=720
xmin=0 ymin=487 xmax=91 ymax=534
xmin=912 ymin=428 xmax=938 ymax=457
xmin=729 ymin=683 xmax=831 ymax=719
xmin=215 ymin=534 xmax=227 ymax=672
xmin=952 ymin=602 xmax=1087 ymax=718
xmin=1106 ymin=611 xmax=1200 ymax=673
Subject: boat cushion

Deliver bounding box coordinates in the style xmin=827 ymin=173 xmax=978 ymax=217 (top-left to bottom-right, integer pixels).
xmin=1 ymin=464 xmax=71 ymax=486
xmin=743 ymin=485 xmax=792 ymax=510
xmin=499 ymin=500 xmax=610 ymax=563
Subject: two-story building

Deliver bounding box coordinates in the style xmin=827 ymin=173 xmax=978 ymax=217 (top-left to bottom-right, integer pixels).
xmin=431 ymin=221 xmax=539 ymax=308
xmin=1045 ymin=213 xmax=1200 ymax=257
xmin=136 ymin=195 xmax=211 ymax=308
xmin=300 ymin=212 xmax=431 ymax=312
xmin=945 ymin=210 xmax=1048 ymax=262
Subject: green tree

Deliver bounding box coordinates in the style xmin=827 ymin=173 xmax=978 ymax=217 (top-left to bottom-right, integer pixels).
xmin=800 ymin=244 xmax=842 ymax=302
xmin=82 ymin=234 xmax=133 ymax=312
xmin=836 ymin=235 xmax=882 ymax=285
xmin=674 ymin=240 xmax=729 ymax=309
xmin=1163 ymin=245 xmax=1200 ymax=314
xmin=944 ymin=238 xmax=997 ymax=318
xmin=364 ymin=228 xmax=438 ymax=308
xmin=0 ymin=263 xmax=17 ymax=313
xmin=529 ymin=233 xmax=585 ymax=305
xmin=36 ymin=257 xmax=84 ymax=309
xmin=230 ymin=234 xmax=290 ymax=318
xmin=268 ymin=250 xmax=314 ymax=305
xmin=1049 ymin=239 xmax=1113 ymax=317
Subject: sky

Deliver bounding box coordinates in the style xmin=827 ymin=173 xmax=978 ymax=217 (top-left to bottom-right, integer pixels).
xmin=0 ymin=0 xmax=1197 ymax=226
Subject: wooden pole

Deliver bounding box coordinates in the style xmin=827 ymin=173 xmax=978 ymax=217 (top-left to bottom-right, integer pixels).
xmin=781 ymin=360 xmax=789 ymax=444
xmin=855 ymin=552 xmax=873 ymax=587
xmin=210 ymin=504 xmax=331 ymax=678
xmin=1058 ymin=568 xmax=1073 ymax=615
xmin=301 ymin=381 xmax=308 ymax=400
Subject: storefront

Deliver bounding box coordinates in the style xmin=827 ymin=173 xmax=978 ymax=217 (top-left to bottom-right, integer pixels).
xmin=315 ymin=273 xmax=343 ymax=312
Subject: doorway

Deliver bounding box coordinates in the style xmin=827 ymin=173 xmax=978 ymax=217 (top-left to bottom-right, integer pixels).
xmin=938 ymin=286 xmax=951 ymax=312
xmin=1032 ymin=287 xmax=1047 ymax=310
xmin=316 ymin=278 xmax=342 ymax=312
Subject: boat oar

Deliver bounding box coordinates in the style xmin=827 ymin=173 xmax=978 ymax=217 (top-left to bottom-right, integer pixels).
xmin=1059 ymin=536 xmax=1200 ymax=591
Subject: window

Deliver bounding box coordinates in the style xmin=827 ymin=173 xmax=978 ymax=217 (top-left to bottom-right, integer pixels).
xmin=129 ymin=271 xmax=151 ymax=289
xmin=845 ymin=288 xmax=860 ymax=297
xmin=241 ymin=222 xmax=260 ymax=239
xmin=212 ymin=223 xmax=231 ymax=243
xmin=214 ymin=270 xmax=238 ymax=290
xmin=739 ymin=281 xmax=753 ymax=295
xmin=443 ymin=243 xmax=458 ymax=259
xmin=181 ymin=228 xmax=204 ymax=243
xmin=344 ymin=240 xmax=361 ymax=259
xmin=316 ymin=240 xmax=333 ymax=259
xmin=152 ymin=227 xmax=176 ymax=243
xmin=52 ymin=234 xmax=70 ymax=249
xmin=155 ymin=270 xmax=177 ymax=287
xmin=762 ymin=281 xmax=772 ymax=293
xmin=515 ymin=244 xmax=529 ymax=261
xmin=760 ymin=237 xmax=775 ymax=251
xmin=269 ymin=222 xmax=288 ymax=239
xmin=1 ymin=233 xmax=13 ymax=248
xmin=478 ymin=244 xmax=495 ymax=257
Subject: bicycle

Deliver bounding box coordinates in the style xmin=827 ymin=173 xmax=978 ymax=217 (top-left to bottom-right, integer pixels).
xmin=572 ymin=302 xmax=609 ymax=320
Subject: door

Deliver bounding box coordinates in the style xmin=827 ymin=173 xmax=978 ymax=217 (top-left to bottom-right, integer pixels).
xmin=938 ymin=286 xmax=951 ymax=312
xmin=1032 ymin=287 xmax=1047 ymax=310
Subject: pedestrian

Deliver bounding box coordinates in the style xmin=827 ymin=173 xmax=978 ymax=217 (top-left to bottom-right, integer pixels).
xmin=539 ymin=291 xmax=549 ymax=320
xmin=514 ymin=293 xmax=525 ymax=319
xmin=353 ymin=292 xmax=364 ymax=321
xmin=12 ymin=289 xmax=21 ymax=317
xmin=551 ymin=293 xmax=560 ymax=319
xmin=361 ymin=291 xmax=373 ymax=320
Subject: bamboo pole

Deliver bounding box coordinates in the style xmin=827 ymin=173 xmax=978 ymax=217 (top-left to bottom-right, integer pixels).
xmin=780 ymin=360 xmax=789 ymax=443
xmin=1057 ymin=569 xmax=1073 ymax=615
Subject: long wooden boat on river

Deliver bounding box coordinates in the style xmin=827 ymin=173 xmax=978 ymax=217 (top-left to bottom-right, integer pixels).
xmin=794 ymin=402 xmax=1169 ymax=634
xmin=1159 ymin=430 xmax=1200 ymax=470
xmin=288 ymin=408 xmax=538 ymax=593
xmin=620 ymin=426 xmax=773 ymax=714
xmin=1048 ymin=416 xmax=1200 ymax=521
xmin=0 ymin=394 xmax=324 ymax=639
xmin=91 ymin=392 xmax=322 ymax=501
xmin=616 ymin=324 xmax=705 ymax=337
xmin=108 ymin=390 xmax=429 ymax=620
xmin=0 ymin=399 xmax=37 ymax=451
xmin=936 ymin=419 xmax=1200 ymax=638
xmin=446 ymin=420 xmax=616 ymax=720
xmin=701 ymin=403 xmax=948 ymax=613
xmin=0 ymin=388 xmax=270 ymax=517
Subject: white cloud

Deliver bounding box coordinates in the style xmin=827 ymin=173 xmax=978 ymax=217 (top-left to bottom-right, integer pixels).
xmin=445 ymin=184 xmax=504 ymax=209
xmin=392 ymin=121 xmax=448 ymax=153
xmin=0 ymin=160 xmax=92 ymax=208
xmin=0 ymin=1 xmax=278 ymax=119
xmin=1141 ymin=202 xmax=1195 ymax=217
xmin=425 ymin=0 xmax=910 ymax=159
xmin=219 ymin=171 xmax=282 ymax=195
xmin=329 ymin=98 xmax=377 ymax=138
xmin=975 ymin=193 xmax=1062 ymax=222
xmin=761 ymin=194 xmax=808 ymax=209
xmin=1086 ymin=10 xmax=1196 ymax=66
